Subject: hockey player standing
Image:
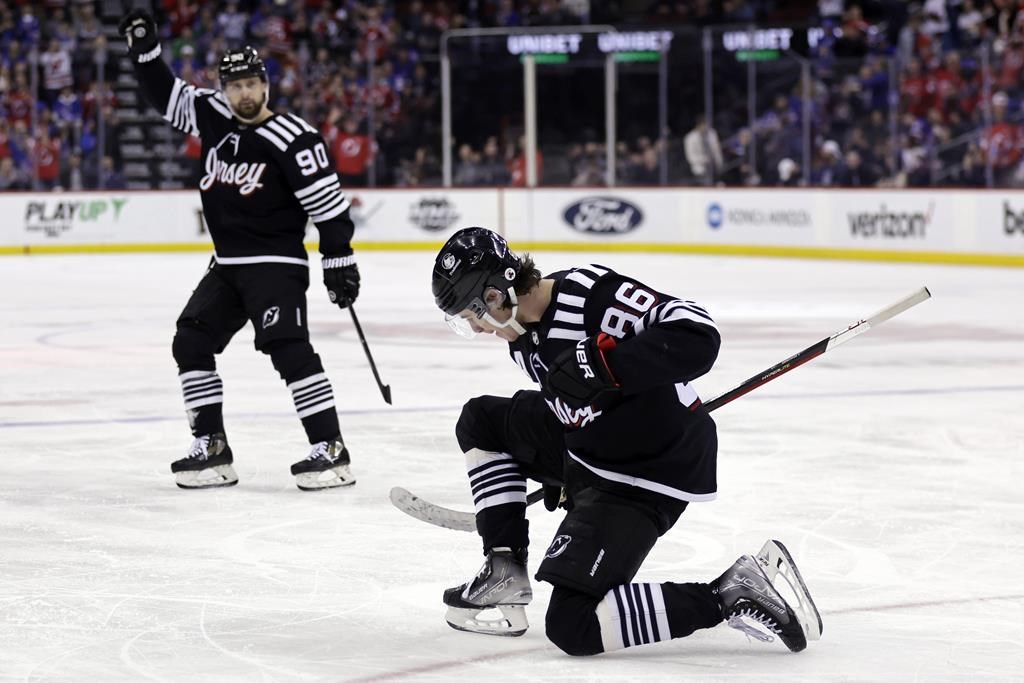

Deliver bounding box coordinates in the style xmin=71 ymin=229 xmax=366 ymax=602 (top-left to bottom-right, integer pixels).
xmin=431 ymin=228 xmax=822 ymax=654
xmin=119 ymin=10 xmax=359 ymax=491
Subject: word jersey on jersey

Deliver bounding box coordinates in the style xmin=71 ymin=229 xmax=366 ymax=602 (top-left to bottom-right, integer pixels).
xmin=507 ymin=264 xmax=722 ymax=502
xmin=131 ymin=51 xmax=355 ymax=266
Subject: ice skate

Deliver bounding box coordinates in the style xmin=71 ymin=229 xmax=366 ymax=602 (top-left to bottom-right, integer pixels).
xmin=713 ymin=540 xmax=821 ymax=653
xmin=443 ymin=547 xmax=532 ymax=637
xmin=171 ymin=433 xmax=238 ymax=489
xmin=290 ymin=438 xmax=355 ymax=491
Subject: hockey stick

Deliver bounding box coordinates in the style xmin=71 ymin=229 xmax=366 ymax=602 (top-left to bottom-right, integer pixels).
xmin=390 ymin=287 xmax=931 ymax=531
xmin=349 ymin=305 xmax=392 ymax=405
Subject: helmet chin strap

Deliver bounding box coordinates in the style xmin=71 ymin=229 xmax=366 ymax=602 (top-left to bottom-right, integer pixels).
xmin=482 ymin=287 xmax=527 ymax=336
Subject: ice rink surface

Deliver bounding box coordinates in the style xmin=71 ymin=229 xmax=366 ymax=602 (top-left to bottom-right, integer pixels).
xmin=1 ymin=250 xmax=1022 ymax=682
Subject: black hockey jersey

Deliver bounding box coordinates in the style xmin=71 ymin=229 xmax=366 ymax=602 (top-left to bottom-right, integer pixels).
xmin=508 ymin=265 xmax=721 ymax=502
xmin=133 ymin=57 xmax=353 ymax=265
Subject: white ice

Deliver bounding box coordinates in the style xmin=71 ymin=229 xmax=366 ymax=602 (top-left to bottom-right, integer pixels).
xmin=1 ymin=251 xmax=1022 ymax=682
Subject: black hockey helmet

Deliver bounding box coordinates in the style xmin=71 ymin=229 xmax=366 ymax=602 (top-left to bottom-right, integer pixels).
xmin=218 ymin=46 xmax=267 ymax=86
xmin=432 ymin=227 xmax=521 ymax=320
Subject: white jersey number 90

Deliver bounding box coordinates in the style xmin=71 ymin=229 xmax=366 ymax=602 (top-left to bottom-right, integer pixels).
xmin=295 ymin=142 xmax=330 ymax=176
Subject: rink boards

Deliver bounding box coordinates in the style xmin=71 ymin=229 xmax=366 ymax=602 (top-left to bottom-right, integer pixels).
xmin=1 ymin=187 xmax=1022 ymax=266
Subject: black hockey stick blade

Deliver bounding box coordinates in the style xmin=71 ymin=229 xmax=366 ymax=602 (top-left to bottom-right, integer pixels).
xmin=392 ymin=288 xmax=930 ymax=530
xmin=348 ymin=305 xmax=392 ymax=405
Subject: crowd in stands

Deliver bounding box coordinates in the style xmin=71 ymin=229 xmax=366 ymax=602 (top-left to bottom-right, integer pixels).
xmin=2 ymin=0 xmax=1024 ymax=190
xmin=0 ymin=0 xmax=124 ymax=190
xmin=701 ymin=0 xmax=1024 ymax=187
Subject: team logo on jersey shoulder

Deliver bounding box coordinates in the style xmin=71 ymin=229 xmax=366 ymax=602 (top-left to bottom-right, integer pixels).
xmin=545 ymin=535 xmax=572 ymax=559
xmin=262 ymin=306 xmax=280 ymax=329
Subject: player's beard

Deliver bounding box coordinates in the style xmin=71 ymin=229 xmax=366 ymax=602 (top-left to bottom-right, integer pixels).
xmin=236 ymin=98 xmax=260 ymax=119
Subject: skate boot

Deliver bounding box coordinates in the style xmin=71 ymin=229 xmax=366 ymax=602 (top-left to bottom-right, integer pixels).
xmin=290 ymin=437 xmax=355 ymax=491
xmin=171 ymin=433 xmax=238 ymax=489
xmin=712 ymin=540 xmax=822 ymax=652
xmin=443 ymin=547 xmax=532 ymax=637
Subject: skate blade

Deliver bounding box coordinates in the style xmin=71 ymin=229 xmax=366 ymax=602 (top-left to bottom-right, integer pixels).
xmin=445 ymin=604 xmax=528 ymax=637
xmin=757 ymin=540 xmax=823 ymax=642
xmin=295 ymin=464 xmax=356 ymax=491
xmin=175 ymin=464 xmax=238 ymax=489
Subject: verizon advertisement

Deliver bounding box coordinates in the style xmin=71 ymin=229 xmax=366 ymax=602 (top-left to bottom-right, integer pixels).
xmin=830 ymin=192 xmax=958 ymax=250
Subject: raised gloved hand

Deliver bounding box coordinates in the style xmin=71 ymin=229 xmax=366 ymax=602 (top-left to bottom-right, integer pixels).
xmin=544 ymin=332 xmax=620 ymax=409
xmin=118 ymin=10 xmax=160 ymax=62
xmin=323 ymin=253 xmax=360 ymax=309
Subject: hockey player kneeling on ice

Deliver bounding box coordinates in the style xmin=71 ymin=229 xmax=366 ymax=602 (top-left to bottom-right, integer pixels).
xmin=431 ymin=228 xmax=822 ymax=654
xmin=119 ymin=11 xmax=358 ymax=491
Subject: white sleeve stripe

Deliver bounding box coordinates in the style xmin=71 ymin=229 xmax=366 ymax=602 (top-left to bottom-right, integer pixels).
xmin=659 ymin=307 xmax=719 ymax=329
xmin=553 ymin=310 xmax=585 ymax=325
xmin=163 ymin=78 xmax=200 ymax=136
xmin=309 ymin=197 xmax=351 ymax=222
xmin=306 ymin=194 xmax=345 ymax=215
xmin=295 ymin=174 xmax=340 ymax=199
xmin=287 ymin=112 xmax=318 ymax=133
xmin=207 ymin=96 xmax=233 ymax=119
xmin=255 ymin=127 xmax=288 ymax=152
xmin=566 ymin=271 xmax=595 ymax=288
xmin=275 ymin=115 xmax=303 ymax=136
xmin=658 ymin=300 xmax=715 ymax=323
xmin=547 ymin=328 xmax=587 ymax=341
xmin=301 ymin=185 xmax=343 ymax=207
xmin=265 ymin=119 xmax=297 ymax=143
xmin=299 ymin=183 xmax=343 ymax=207
xmin=556 ymin=293 xmax=586 ymax=308
xmin=164 ymin=78 xmax=184 ymax=122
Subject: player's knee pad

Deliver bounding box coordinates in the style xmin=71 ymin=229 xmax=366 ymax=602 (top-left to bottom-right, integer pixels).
xmin=265 ymin=339 xmax=323 ymax=383
xmin=545 ymin=587 xmax=604 ymax=656
xmin=535 ymin=488 xmax=661 ymax=598
xmin=172 ymin=325 xmax=217 ymax=372
xmin=455 ymin=395 xmax=510 ymax=453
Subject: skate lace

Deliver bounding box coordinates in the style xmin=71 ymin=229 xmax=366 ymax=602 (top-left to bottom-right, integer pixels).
xmin=726 ymin=607 xmax=779 ymax=644
xmin=304 ymin=441 xmax=333 ymax=462
xmin=187 ymin=435 xmax=210 ymax=461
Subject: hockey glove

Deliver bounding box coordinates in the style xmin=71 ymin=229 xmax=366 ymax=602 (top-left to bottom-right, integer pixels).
xmin=323 ymin=254 xmax=360 ymax=309
xmin=544 ymin=332 xmax=620 ymax=409
xmin=542 ymin=484 xmax=573 ymax=512
xmin=118 ymin=10 xmax=160 ymax=63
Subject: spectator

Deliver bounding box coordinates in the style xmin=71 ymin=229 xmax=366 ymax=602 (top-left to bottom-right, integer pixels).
xmin=0 ymin=156 xmax=28 ymax=190
xmin=777 ymin=157 xmax=801 ymax=186
xmin=981 ymin=91 xmax=1022 ymax=184
xmin=478 ymin=136 xmax=510 ymax=185
xmin=836 ymin=149 xmax=877 ymax=186
xmin=331 ymin=117 xmax=374 ymax=187
xmin=59 ymin=151 xmax=95 ymax=190
xmin=33 ymin=129 xmax=61 ymax=189
xmin=39 ymin=39 xmax=73 ymax=105
xmin=454 ymin=143 xmax=484 ymax=186
xmin=99 ymin=155 xmax=125 ymax=190
xmin=507 ymin=134 xmax=543 ymax=186
xmin=684 ymin=115 xmax=724 ymax=185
